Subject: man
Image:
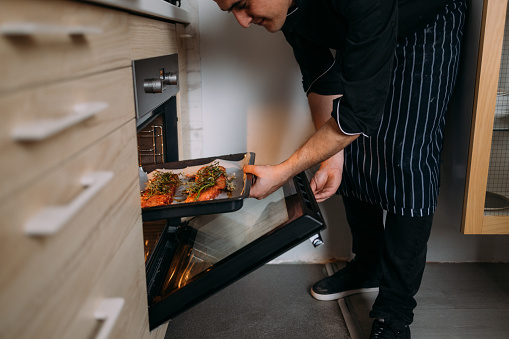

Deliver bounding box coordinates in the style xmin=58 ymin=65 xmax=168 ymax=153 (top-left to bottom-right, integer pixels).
xmin=213 ymin=0 xmax=465 ymax=338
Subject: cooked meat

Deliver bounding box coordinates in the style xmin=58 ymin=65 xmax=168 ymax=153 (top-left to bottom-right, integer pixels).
xmin=141 ymin=163 xmax=235 ymax=207
xmin=141 ymin=194 xmax=172 ymax=208
xmin=184 ymin=174 xmax=226 ymax=202
xmin=140 ymin=171 xmax=180 ymax=208
xmin=184 ymin=164 xmax=228 ymax=202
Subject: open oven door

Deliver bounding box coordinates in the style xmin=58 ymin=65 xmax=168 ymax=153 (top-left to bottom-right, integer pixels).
xmin=143 ymin=171 xmax=326 ymax=330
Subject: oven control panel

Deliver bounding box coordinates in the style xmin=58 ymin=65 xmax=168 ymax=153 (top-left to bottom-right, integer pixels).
xmin=143 ymin=68 xmax=178 ymax=94
xmin=133 ymin=54 xmax=179 ymax=127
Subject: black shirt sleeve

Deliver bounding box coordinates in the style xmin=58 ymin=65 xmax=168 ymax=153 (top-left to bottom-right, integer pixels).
xmin=283 ymin=32 xmax=344 ymax=96
xmin=335 ymin=0 xmax=398 ymax=136
xmin=284 ymin=0 xmax=398 ymax=136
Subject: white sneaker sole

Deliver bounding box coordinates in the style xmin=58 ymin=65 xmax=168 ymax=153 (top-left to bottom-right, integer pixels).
xmin=310 ymin=287 xmax=379 ymax=301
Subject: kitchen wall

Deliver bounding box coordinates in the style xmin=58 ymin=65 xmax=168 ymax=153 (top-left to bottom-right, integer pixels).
xmin=190 ymin=0 xmax=509 ymax=263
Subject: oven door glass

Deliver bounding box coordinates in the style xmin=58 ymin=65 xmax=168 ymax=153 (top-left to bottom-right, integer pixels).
xmin=145 ymin=172 xmax=326 ymax=330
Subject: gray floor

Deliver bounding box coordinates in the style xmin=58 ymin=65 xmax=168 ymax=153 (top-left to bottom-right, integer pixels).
xmin=164 ymin=264 xmax=350 ymax=338
xmin=347 ymin=263 xmax=509 ymax=339
xmin=165 ymin=263 xmax=509 ymax=339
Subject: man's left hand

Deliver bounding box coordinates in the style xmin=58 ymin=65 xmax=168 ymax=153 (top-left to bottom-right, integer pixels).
xmin=310 ymin=150 xmax=344 ymax=202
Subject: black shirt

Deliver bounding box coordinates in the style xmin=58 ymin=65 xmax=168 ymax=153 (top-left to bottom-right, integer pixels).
xmin=281 ymin=0 xmax=452 ymax=136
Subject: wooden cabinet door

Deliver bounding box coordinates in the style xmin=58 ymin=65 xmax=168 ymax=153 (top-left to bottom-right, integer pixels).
xmin=0 ymin=121 xmax=141 ymax=339
xmin=463 ymin=0 xmax=509 ymax=234
xmin=0 ymin=0 xmax=130 ymax=93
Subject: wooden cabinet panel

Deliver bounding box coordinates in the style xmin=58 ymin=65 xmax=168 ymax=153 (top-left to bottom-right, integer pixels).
xmin=483 ymin=215 xmax=509 ymax=233
xmin=0 ymin=122 xmax=141 ymax=339
xmin=59 ymin=217 xmax=148 ymax=339
xmin=0 ymin=1 xmax=190 ymax=337
xmin=0 ymin=0 xmax=131 ymax=93
xmin=0 ymin=68 xmax=135 ymax=202
xmin=129 ymin=15 xmax=177 ymax=60
xmin=463 ymin=0 xmax=509 ymax=234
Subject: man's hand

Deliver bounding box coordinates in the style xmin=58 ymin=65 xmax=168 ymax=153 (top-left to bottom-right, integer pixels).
xmin=310 ymin=150 xmax=344 ymax=202
xmin=243 ymin=164 xmax=290 ymax=200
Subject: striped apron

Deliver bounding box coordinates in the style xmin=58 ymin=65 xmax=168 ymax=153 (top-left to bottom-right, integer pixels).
xmin=338 ymin=0 xmax=466 ymax=217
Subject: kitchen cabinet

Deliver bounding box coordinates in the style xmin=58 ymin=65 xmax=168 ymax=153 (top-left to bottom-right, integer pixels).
xmin=0 ymin=0 xmax=189 ymax=338
xmin=463 ymin=0 xmax=509 ymax=234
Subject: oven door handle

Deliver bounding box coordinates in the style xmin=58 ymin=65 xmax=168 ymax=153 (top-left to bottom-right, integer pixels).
xmin=93 ymin=298 xmax=125 ymax=339
xmin=11 ymin=101 xmax=108 ymax=142
xmin=24 ymin=171 xmax=114 ymax=236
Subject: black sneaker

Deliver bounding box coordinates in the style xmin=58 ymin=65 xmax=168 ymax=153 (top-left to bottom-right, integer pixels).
xmin=310 ymin=260 xmax=380 ymax=301
xmin=369 ymin=319 xmax=411 ymax=339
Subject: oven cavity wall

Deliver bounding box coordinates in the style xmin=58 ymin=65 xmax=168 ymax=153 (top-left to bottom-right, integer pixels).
xmin=0 ymin=1 xmax=194 ymax=338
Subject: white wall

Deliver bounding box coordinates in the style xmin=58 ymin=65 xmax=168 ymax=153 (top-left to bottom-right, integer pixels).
xmin=196 ymin=1 xmax=509 ymax=263
xmin=198 ymin=1 xmax=313 ymax=159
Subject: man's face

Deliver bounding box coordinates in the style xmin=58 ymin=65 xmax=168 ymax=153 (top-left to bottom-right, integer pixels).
xmin=214 ymin=0 xmax=294 ymax=33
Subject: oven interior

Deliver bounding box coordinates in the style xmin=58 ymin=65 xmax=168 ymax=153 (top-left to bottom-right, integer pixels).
xmin=137 ymin=96 xmax=178 ymax=166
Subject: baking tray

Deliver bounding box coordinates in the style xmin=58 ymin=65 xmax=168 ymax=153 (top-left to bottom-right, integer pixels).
xmin=141 ymin=152 xmax=255 ymax=221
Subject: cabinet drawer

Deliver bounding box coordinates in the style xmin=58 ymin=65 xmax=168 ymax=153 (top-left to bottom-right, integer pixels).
xmin=0 ymin=122 xmax=141 ymax=339
xmin=60 ymin=217 xmax=149 ymax=339
xmin=0 ymin=67 xmax=135 ymax=201
xmin=129 ymin=14 xmax=177 ymax=60
xmin=0 ymin=0 xmax=130 ymax=93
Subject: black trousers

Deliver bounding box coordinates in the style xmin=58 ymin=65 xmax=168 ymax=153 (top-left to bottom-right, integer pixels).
xmin=342 ymin=196 xmax=433 ymax=325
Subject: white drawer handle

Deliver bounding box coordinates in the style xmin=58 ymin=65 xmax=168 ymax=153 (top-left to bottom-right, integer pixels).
xmin=24 ymin=171 xmax=114 ymax=236
xmin=0 ymin=22 xmax=103 ymax=36
xmin=12 ymin=101 xmax=108 ymax=142
xmin=93 ymin=298 xmax=125 ymax=339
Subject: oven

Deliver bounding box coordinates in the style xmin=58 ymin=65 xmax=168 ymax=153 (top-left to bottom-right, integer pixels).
xmin=134 ymin=54 xmax=327 ymax=330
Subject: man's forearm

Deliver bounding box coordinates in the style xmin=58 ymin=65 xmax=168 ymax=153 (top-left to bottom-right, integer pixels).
xmin=307 ymin=92 xmax=348 ymax=171
xmin=277 ymin=117 xmax=358 ymax=180
xmin=308 ymin=92 xmax=342 ymax=130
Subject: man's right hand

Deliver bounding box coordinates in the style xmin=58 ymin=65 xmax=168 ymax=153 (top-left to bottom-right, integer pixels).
xmin=243 ymin=164 xmax=291 ymax=200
